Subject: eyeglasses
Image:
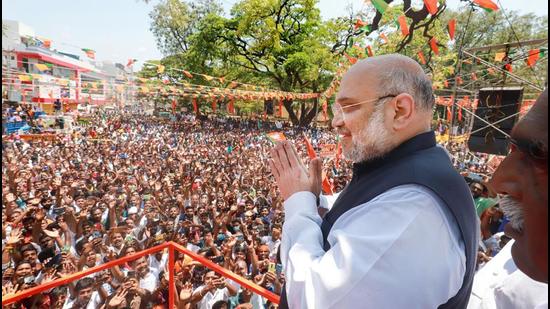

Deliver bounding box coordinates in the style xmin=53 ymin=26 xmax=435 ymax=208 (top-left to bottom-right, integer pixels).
xmin=507 ymin=137 xmax=548 ymax=166
xmin=331 ymin=95 xmax=397 ymax=120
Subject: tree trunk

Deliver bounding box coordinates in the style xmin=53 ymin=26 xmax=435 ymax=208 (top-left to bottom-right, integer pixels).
xmin=299 ymin=99 xmax=319 ymax=127
xmin=283 ymin=99 xmax=299 ymax=125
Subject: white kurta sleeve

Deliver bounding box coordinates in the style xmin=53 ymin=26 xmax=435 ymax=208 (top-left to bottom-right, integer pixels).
xmin=281 ymin=185 xmax=466 ymax=309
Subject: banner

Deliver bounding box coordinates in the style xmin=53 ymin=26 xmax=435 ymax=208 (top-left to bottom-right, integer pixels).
xmin=320 ymin=144 xmax=337 ymax=158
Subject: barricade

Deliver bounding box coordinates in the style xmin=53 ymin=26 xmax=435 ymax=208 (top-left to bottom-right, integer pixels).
xmin=2 ymin=241 xmax=280 ymax=308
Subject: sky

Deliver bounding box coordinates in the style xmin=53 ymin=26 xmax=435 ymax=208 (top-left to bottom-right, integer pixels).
xmin=2 ymin=0 xmax=548 ymax=70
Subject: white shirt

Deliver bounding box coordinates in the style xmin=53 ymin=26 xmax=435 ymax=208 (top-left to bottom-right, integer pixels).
xmin=468 ymin=240 xmax=548 ymax=309
xmin=281 ymin=185 xmax=466 ymax=309
xmin=194 ymin=285 xmax=231 ymax=309
xmin=62 ymin=291 xmax=102 ymax=309
xmin=261 ymin=236 xmax=281 ymax=261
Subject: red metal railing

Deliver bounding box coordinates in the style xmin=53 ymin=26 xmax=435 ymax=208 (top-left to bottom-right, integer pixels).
xmin=2 ymin=241 xmax=280 ymax=307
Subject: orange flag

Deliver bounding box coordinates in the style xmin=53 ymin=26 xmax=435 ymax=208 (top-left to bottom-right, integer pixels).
xmin=424 ymin=0 xmax=438 ymax=15
xmin=304 ymin=133 xmax=333 ymax=195
xmin=344 ymin=52 xmax=358 ymax=64
xmin=335 ymin=139 xmax=343 ymax=169
xmin=417 ymin=51 xmax=427 ymax=65
xmin=473 ymin=0 xmax=499 ymax=11
xmin=397 ymin=15 xmax=409 ymax=36
xmin=448 ymin=19 xmax=456 ymax=40
xmin=366 ymin=45 xmax=374 ymax=57
xmin=192 ymin=98 xmax=198 ymax=113
xmin=228 ymin=98 xmax=235 ymax=114
xmin=430 ymin=37 xmax=439 ymax=55
xmin=380 ymin=33 xmax=389 ymax=44
xmin=354 ymin=19 xmax=369 ymax=30
xmin=527 ymin=49 xmax=540 ymax=67
xmin=322 ymin=99 xmax=328 ymax=121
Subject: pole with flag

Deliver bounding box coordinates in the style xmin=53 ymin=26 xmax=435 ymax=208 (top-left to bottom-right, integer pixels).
xmin=335 ymin=134 xmax=342 ymax=169
xmin=303 ymin=133 xmax=334 ymax=195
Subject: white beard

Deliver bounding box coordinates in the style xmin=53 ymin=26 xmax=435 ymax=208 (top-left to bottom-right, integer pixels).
xmin=344 ymin=104 xmax=395 ymax=163
xmin=499 ymin=196 xmax=524 ymax=231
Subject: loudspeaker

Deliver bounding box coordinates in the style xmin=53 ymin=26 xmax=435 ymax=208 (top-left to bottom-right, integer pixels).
xmin=265 ymin=100 xmax=274 ymax=115
xmin=468 ymin=87 xmax=523 ymax=155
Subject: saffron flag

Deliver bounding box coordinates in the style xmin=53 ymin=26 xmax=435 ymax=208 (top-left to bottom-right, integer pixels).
xmin=380 ymin=33 xmax=389 ymax=44
xmin=303 ymin=133 xmax=317 ymax=159
xmin=447 ymin=106 xmax=452 ymax=121
xmin=304 ymin=133 xmax=334 ymax=195
xmin=458 ymin=101 xmax=463 ymax=122
xmin=367 ymin=45 xmax=374 ymax=57
xmin=354 ymin=19 xmax=369 ymax=30
xmin=278 ymin=99 xmax=283 ymax=117
xmin=397 ymin=15 xmax=409 ymax=36
xmin=127 ymin=59 xmax=137 ymax=67
xmin=505 ymin=63 xmax=513 ymax=73
xmin=228 ymin=98 xmax=235 ymax=114
xmin=344 ymin=53 xmax=358 ymax=65
xmin=192 ymin=98 xmax=198 ymax=113
xmin=448 ymin=19 xmax=456 ymax=41
xmin=424 ymin=0 xmax=438 ymax=15
xmin=430 ymin=37 xmax=439 ymax=55
xmin=473 ymin=0 xmax=499 ymax=12
xmin=18 ymin=74 xmax=32 ymax=82
xmin=335 ymin=135 xmax=342 ymax=169
xmin=266 ymin=132 xmax=287 ymax=144
xmin=172 ymin=99 xmax=177 ymax=113
xmin=444 ymin=80 xmax=449 ymax=88
xmin=34 ymin=63 xmax=49 ymax=71
xmin=82 ymin=48 xmax=95 ymax=59
xmin=526 ymin=49 xmax=540 ymax=67
xmin=157 ymin=65 xmax=165 ymax=74
xmin=183 ymin=71 xmax=194 ymax=79
xmin=367 ymin=0 xmax=389 ymax=15
xmin=495 ymin=52 xmax=506 ymax=62
xmin=471 ymin=73 xmax=478 ymax=81
xmin=417 ymin=51 xmax=427 ymax=65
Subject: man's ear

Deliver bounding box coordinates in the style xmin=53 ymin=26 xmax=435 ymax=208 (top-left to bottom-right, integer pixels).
xmin=390 ymin=93 xmax=415 ymax=130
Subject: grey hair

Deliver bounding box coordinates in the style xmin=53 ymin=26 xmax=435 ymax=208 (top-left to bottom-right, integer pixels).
xmin=378 ymin=66 xmax=436 ymax=111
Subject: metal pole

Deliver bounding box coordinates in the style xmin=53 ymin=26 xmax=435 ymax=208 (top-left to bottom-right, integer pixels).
xmin=448 ymin=6 xmax=474 ymax=150
xmin=169 ymin=243 xmax=175 ymax=309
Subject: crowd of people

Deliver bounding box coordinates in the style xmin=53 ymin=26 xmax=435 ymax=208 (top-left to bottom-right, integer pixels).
xmin=1 ymin=110 xmax=355 ymax=309
xmin=1 ymin=104 xmax=515 ymax=308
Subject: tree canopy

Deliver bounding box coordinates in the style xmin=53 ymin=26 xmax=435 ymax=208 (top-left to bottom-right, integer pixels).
xmin=142 ymin=0 xmax=548 ymax=125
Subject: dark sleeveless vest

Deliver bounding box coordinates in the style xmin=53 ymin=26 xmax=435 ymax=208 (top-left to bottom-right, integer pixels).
xmin=279 ymin=131 xmax=478 ymax=309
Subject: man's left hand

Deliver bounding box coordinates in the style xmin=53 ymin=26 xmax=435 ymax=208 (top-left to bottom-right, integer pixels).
xmin=269 ymin=141 xmax=322 ymax=200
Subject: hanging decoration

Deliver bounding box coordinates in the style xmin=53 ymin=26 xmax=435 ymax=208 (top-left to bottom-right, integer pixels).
xmin=397 ymin=15 xmax=410 ymax=36
xmin=423 ymin=0 xmax=439 ymax=15
xmin=429 ymin=37 xmax=440 ymax=55
xmin=417 ymin=51 xmax=427 ymax=65
xmin=448 ymin=19 xmax=456 ymax=41
xmin=82 ymin=48 xmax=96 ymax=59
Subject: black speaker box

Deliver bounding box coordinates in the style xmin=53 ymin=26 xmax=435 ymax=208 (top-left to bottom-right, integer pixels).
xmin=468 ymin=87 xmax=523 ymax=155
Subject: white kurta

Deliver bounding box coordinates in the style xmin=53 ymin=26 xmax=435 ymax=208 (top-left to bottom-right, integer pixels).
xmin=468 ymin=240 xmax=548 ymax=309
xmin=281 ymin=184 xmax=466 ymax=309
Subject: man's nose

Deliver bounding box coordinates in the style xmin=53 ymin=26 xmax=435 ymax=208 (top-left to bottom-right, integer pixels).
xmin=331 ymin=112 xmax=344 ymax=129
